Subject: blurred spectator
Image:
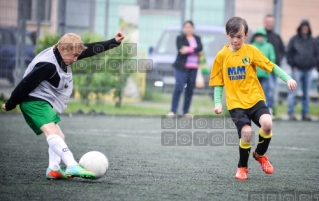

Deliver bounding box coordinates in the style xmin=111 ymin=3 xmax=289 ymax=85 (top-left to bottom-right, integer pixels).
xmin=30 ymin=31 xmax=37 ymax=45
xmin=263 ymin=14 xmax=285 ymax=113
xmin=286 ymin=20 xmax=316 ymax=121
xmin=167 ymin=20 xmax=203 ymax=117
xmin=251 ymin=28 xmax=276 ymax=117
xmin=314 ymin=35 xmax=319 ymax=93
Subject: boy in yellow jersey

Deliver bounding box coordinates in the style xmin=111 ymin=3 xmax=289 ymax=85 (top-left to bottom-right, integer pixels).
xmin=209 ymin=17 xmax=297 ymax=180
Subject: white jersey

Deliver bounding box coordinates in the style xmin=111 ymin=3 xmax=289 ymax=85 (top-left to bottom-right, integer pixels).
xmin=24 ymin=47 xmax=73 ymax=114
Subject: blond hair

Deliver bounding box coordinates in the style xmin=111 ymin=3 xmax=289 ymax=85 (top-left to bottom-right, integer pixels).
xmin=54 ymin=33 xmax=87 ymax=52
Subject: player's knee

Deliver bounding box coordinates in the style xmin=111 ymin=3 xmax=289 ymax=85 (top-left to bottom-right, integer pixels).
xmin=259 ymin=114 xmax=273 ymax=133
xmin=241 ymin=125 xmax=253 ymax=142
xmin=41 ymin=123 xmax=60 ymax=137
xmin=261 ymin=121 xmax=272 ymax=133
xmin=241 ymin=136 xmax=252 ymax=143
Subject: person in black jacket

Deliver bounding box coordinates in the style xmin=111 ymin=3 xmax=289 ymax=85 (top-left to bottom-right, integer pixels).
xmin=167 ymin=20 xmax=203 ymax=117
xmin=286 ymin=20 xmax=316 ymax=121
xmin=263 ymin=15 xmax=285 ymax=68
xmin=314 ymin=35 xmax=319 ymax=93
xmin=263 ymin=14 xmax=285 ymax=116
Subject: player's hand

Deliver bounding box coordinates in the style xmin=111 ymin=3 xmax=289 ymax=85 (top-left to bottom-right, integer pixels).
xmin=287 ymin=79 xmax=297 ymax=91
xmin=115 ymin=32 xmax=124 ymax=43
xmin=214 ymin=104 xmax=222 ymax=114
xmin=179 ymin=46 xmax=189 ymax=54
xmin=2 ymin=104 xmax=7 ymax=111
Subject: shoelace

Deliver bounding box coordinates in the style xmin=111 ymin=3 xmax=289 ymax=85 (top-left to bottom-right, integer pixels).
xmin=260 ymin=158 xmax=271 ymax=171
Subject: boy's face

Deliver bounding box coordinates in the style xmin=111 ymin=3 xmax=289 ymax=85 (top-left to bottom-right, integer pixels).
xmin=227 ymin=26 xmax=248 ymax=50
xmin=59 ymin=45 xmax=84 ymax=65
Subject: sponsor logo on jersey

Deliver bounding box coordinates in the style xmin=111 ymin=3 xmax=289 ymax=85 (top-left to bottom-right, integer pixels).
xmin=227 ymin=66 xmax=246 ymax=80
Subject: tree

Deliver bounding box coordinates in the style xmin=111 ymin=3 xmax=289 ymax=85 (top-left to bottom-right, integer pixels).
xmin=72 ymin=31 xmax=114 ymax=106
xmin=35 ymin=32 xmax=135 ymax=107
xmin=34 ymin=33 xmax=60 ymax=54
xmin=105 ymin=42 xmax=134 ymax=107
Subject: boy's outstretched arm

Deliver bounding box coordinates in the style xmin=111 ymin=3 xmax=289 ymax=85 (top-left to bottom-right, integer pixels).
xmin=78 ymin=32 xmax=124 ymax=60
xmin=272 ymin=65 xmax=297 ymax=91
xmin=214 ymin=86 xmax=224 ymax=114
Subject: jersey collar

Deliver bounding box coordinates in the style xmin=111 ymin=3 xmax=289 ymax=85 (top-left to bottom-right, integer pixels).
xmin=224 ymin=44 xmax=246 ymax=53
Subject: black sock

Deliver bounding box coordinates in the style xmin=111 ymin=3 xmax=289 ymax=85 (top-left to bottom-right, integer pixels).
xmin=238 ymin=139 xmax=251 ymax=168
xmin=255 ymin=129 xmax=272 ymax=156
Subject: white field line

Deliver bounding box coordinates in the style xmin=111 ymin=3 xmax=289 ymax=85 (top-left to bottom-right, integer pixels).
xmin=65 ymin=129 xmax=318 ymax=151
xmin=65 ymin=129 xmax=160 ymax=139
xmin=270 ymin=146 xmax=318 ymax=152
xmin=65 ymin=129 xmax=159 ymax=135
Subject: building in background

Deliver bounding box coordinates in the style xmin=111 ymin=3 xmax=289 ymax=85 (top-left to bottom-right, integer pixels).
xmin=97 ymin=0 xmax=226 ymax=55
xmin=0 ymin=0 xmax=58 ymax=42
xmin=1 ymin=0 xmax=318 ymax=103
xmin=234 ymin=0 xmax=319 ymax=45
xmin=280 ymin=0 xmax=319 ymax=44
xmin=0 ymin=0 xmax=226 ymax=55
xmin=1 ymin=0 xmax=319 ymax=50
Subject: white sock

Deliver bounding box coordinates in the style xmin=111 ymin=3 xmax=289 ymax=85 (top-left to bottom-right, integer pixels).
xmin=48 ymin=147 xmax=61 ymax=170
xmin=46 ymin=134 xmax=78 ymax=167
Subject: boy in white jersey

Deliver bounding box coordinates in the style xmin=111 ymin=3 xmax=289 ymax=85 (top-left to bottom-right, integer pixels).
xmin=2 ymin=32 xmax=124 ymax=180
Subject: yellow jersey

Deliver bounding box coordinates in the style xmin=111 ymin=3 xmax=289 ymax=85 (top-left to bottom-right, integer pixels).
xmin=209 ymin=43 xmax=275 ymax=110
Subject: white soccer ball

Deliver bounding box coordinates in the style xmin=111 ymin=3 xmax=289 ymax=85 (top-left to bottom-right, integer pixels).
xmin=79 ymin=151 xmax=109 ymax=179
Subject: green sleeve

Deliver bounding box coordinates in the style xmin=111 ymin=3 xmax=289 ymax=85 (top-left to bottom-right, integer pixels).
xmin=214 ymin=86 xmax=224 ymax=106
xmin=272 ymin=65 xmax=292 ymax=82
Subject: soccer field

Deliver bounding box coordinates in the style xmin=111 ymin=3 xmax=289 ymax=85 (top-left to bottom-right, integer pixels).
xmin=0 ymin=114 xmax=318 ymax=201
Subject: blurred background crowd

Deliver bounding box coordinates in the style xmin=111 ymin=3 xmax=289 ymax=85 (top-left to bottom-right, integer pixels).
xmin=0 ymin=0 xmax=318 ymax=119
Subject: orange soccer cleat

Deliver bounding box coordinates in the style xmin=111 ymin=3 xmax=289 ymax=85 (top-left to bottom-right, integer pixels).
xmin=253 ymin=150 xmax=274 ymax=174
xmin=235 ymin=167 xmax=249 ymax=180
xmin=46 ymin=168 xmax=70 ymax=180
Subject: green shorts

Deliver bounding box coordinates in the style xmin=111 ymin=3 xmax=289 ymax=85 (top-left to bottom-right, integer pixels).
xmin=19 ymin=101 xmax=61 ymax=135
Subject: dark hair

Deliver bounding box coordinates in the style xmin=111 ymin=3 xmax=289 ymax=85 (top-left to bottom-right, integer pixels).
xmin=183 ymin=20 xmax=194 ymax=28
xmin=264 ymin=14 xmax=274 ymax=19
xmin=225 ymin=17 xmax=248 ymax=37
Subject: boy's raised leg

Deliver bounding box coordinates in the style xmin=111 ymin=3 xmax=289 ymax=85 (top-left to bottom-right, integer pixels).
xmin=253 ymin=114 xmax=274 ymax=174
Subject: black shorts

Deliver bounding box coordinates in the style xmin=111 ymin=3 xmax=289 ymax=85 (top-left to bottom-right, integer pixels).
xmin=228 ymin=100 xmax=270 ymax=138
